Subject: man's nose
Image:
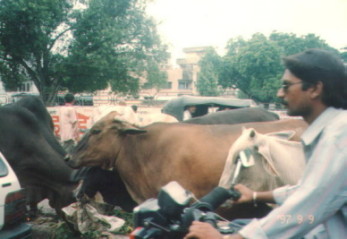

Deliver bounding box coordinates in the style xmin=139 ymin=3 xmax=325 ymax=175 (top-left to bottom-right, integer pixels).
xmin=277 ymin=88 xmax=284 ymax=98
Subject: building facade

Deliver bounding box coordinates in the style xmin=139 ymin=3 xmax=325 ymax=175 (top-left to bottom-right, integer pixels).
xmin=140 ymin=46 xmax=210 ymax=100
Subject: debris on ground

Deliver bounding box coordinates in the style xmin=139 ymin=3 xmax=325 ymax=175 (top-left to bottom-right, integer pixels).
xmin=28 ymin=198 xmax=133 ymax=239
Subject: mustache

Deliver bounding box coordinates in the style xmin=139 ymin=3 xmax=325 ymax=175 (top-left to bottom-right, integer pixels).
xmin=277 ymin=100 xmax=288 ymax=106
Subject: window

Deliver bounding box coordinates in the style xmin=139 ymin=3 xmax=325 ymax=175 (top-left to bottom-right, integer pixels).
xmin=178 ymin=80 xmax=192 ymax=89
xmin=18 ymin=82 xmax=33 ymax=92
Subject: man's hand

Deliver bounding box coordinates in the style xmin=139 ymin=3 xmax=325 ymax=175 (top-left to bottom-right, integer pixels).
xmin=233 ymin=184 xmax=253 ymax=204
xmin=221 ymin=184 xmax=254 ymax=208
xmin=183 ymin=221 xmax=243 ymax=239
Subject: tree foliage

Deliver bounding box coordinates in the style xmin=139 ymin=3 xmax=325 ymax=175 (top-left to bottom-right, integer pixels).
xmin=0 ymin=0 xmax=169 ymax=104
xmin=141 ymin=59 xmax=168 ymax=92
xmin=64 ymin=0 xmax=169 ymax=96
xmin=340 ymin=46 xmax=347 ymax=62
xmin=0 ymin=0 xmax=73 ymax=103
xmin=220 ymin=32 xmax=339 ymax=103
xmin=197 ymin=47 xmax=222 ymax=96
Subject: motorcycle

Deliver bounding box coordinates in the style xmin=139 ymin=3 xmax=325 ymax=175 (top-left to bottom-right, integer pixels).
xmin=129 ymin=181 xmax=241 ymax=239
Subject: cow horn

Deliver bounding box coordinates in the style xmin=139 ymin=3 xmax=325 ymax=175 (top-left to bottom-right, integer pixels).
xmin=250 ymin=129 xmax=256 ymax=138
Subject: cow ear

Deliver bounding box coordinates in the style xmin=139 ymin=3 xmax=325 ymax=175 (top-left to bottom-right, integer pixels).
xmin=120 ymin=128 xmax=147 ymax=135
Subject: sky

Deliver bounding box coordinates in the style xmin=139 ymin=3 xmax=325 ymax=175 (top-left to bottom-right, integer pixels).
xmin=146 ymin=0 xmax=347 ymax=64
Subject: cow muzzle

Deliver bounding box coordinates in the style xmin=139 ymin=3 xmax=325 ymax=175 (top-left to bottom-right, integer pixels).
xmin=64 ymin=154 xmax=80 ymax=169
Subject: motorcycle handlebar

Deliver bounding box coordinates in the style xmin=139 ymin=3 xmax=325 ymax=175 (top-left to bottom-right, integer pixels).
xmin=197 ymin=187 xmax=241 ymax=211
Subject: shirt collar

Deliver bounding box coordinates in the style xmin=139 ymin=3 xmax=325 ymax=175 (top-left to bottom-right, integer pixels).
xmin=301 ymin=107 xmax=339 ymax=145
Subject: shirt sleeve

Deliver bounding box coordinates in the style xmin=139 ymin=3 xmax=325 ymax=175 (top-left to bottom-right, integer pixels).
xmin=239 ymin=128 xmax=347 ymax=239
xmin=273 ymin=184 xmax=300 ymax=205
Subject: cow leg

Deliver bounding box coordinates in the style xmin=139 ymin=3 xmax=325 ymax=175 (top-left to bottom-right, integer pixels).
xmin=25 ymin=186 xmax=44 ymax=220
xmin=48 ymin=192 xmax=80 ymax=236
xmin=26 ymin=203 xmax=39 ymax=220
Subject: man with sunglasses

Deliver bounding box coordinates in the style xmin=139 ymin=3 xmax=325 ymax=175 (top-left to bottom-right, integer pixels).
xmin=184 ymin=49 xmax=347 ymax=239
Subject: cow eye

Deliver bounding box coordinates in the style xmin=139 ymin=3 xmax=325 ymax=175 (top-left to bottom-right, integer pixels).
xmin=91 ymin=129 xmax=101 ymax=135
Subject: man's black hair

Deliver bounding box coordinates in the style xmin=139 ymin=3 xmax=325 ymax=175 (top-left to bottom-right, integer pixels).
xmin=64 ymin=93 xmax=75 ymax=103
xmin=283 ymin=48 xmax=347 ymax=109
xmin=131 ymin=105 xmax=138 ymax=112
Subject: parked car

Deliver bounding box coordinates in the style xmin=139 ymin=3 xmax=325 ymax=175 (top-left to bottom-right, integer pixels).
xmin=56 ymin=94 xmax=94 ymax=106
xmin=11 ymin=92 xmax=39 ymax=103
xmin=0 ymin=152 xmax=32 ymax=239
xmin=161 ymin=95 xmax=254 ymax=121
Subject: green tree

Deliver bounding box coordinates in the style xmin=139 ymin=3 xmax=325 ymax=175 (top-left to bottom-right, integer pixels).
xmin=0 ymin=0 xmax=169 ymax=105
xmin=221 ymin=32 xmax=339 ymax=103
xmin=340 ymin=47 xmax=347 ymax=62
xmin=269 ymin=32 xmax=338 ymax=56
xmin=197 ymin=47 xmax=222 ymax=96
xmin=0 ymin=0 xmax=74 ymax=104
xmin=141 ymin=59 xmax=168 ymax=94
xmin=64 ymin=0 xmax=169 ymax=96
xmin=222 ymin=33 xmax=283 ymax=102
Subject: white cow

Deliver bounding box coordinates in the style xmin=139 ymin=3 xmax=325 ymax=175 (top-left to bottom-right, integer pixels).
xmin=92 ymin=105 xmax=139 ymax=125
xmin=219 ymin=127 xmax=306 ymax=191
xmin=137 ymin=112 xmax=178 ymax=127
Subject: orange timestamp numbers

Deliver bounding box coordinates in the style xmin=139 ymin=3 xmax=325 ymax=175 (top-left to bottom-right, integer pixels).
xmin=277 ymin=214 xmax=315 ymax=224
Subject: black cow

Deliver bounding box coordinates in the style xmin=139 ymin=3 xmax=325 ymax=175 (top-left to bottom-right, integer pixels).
xmin=77 ymin=167 xmax=137 ymax=212
xmin=15 ymin=95 xmax=55 ymax=131
xmin=183 ymin=107 xmax=279 ymax=125
xmin=0 ymin=96 xmax=80 ymax=217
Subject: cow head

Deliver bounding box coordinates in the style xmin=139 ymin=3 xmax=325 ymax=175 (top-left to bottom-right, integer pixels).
xmin=67 ymin=111 xmax=146 ymax=170
xmin=219 ymin=127 xmax=304 ymax=191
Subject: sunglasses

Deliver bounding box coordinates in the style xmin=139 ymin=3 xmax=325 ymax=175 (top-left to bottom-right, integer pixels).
xmin=281 ymin=82 xmax=303 ymax=92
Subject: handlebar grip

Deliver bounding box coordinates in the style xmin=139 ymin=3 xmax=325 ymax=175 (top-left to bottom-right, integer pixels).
xmin=228 ymin=188 xmax=241 ymax=200
xmin=199 ymin=187 xmax=234 ymax=210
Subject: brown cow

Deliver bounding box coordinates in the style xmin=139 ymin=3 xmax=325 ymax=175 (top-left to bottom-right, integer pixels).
xmin=67 ymin=112 xmax=307 ymax=219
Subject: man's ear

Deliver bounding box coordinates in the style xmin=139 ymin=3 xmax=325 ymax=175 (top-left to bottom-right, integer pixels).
xmin=310 ymin=81 xmax=323 ymax=100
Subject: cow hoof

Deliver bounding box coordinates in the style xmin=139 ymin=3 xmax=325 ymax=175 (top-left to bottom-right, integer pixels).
xmin=26 ymin=210 xmax=38 ymax=221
